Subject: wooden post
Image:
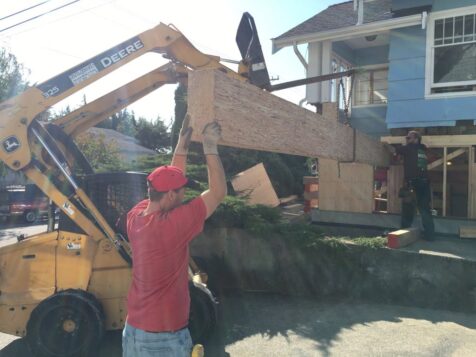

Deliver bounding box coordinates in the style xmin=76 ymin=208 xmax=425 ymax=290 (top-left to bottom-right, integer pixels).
xmin=443 ymin=146 xmax=447 ymax=217
xmin=387 ymin=165 xmax=404 ymax=214
xmin=468 ymin=147 xmax=476 ymax=218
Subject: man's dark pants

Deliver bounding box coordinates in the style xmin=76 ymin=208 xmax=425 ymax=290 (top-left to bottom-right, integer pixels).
xmin=401 ymin=178 xmax=435 ymax=241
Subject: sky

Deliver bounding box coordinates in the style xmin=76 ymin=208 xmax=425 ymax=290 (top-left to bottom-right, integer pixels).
xmin=0 ymin=0 xmax=338 ymax=127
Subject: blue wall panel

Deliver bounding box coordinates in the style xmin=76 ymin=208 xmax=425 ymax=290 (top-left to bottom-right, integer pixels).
xmin=433 ymin=0 xmax=476 ymax=11
xmin=355 ymin=45 xmax=389 ymax=66
xmin=387 ymin=79 xmax=425 ymax=101
xmin=388 ymin=57 xmax=425 ymax=81
xmin=351 ymin=106 xmax=389 ymax=137
xmin=391 ymin=0 xmax=432 ymax=11
xmin=386 ymin=18 xmax=476 ymax=128
xmin=388 ymin=26 xmax=426 ymax=60
xmin=391 ymin=0 xmax=474 ymax=12
xmin=333 ymin=42 xmax=355 ymax=64
xmin=387 ymin=97 xmax=476 ymax=128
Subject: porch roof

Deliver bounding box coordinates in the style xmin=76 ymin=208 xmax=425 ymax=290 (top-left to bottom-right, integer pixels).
xmin=272 ymin=0 xmax=426 ymax=53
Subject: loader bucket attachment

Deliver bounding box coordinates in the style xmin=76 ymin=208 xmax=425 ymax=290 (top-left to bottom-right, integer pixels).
xmin=236 ymin=12 xmax=271 ymax=90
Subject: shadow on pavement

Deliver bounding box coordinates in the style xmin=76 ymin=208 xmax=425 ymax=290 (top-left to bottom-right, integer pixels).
xmin=1 ymin=292 xmax=476 ymax=357
xmin=204 ymin=291 xmax=476 ymax=357
xmin=0 ymin=338 xmax=29 ymax=357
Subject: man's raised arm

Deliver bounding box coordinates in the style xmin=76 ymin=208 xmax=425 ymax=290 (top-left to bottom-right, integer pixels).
xmin=171 ymin=114 xmax=193 ymax=173
xmin=200 ymin=122 xmax=227 ymax=218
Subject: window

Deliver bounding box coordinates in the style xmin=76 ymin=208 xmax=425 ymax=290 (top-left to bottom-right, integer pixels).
xmin=353 ymin=68 xmax=388 ymax=106
xmin=330 ymin=57 xmax=352 ymax=111
xmin=429 ymin=11 xmax=476 ymax=94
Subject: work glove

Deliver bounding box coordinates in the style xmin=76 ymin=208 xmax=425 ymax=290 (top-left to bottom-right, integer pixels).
xmin=202 ymin=121 xmax=222 ymax=155
xmin=175 ymin=114 xmax=193 ymax=155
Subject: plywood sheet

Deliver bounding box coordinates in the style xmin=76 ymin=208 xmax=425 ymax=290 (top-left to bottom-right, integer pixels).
xmin=387 ymin=165 xmax=404 ymax=214
xmin=318 ymin=158 xmax=374 ymax=213
xmin=188 ymin=69 xmax=389 ymax=167
xmin=231 ymin=163 xmax=280 ymax=207
xmin=460 ymin=227 xmax=476 ymax=239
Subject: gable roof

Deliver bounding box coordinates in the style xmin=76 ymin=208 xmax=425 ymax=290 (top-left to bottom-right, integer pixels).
xmin=274 ymin=0 xmax=393 ymax=42
xmin=85 ymin=127 xmax=157 ymax=161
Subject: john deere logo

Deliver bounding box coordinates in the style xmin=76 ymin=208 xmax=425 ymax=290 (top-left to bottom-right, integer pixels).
xmin=2 ymin=136 xmax=20 ymax=153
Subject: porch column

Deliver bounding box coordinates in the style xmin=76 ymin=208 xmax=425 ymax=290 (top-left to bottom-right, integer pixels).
xmin=306 ymin=42 xmax=322 ymax=104
xmin=321 ymin=41 xmax=332 ymax=103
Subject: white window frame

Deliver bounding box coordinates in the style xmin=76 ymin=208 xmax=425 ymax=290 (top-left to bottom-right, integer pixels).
xmin=425 ymin=5 xmax=476 ymax=98
xmin=352 ymin=63 xmax=389 ymax=108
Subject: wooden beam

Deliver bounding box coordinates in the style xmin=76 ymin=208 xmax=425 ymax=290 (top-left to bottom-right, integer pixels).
xmin=460 ymin=226 xmax=476 ymax=239
xmin=188 ymin=69 xmax=389 ymax=166
xmin=470 ymin=147 xmax=476 ymax=219
xmin=428 ymin=148 xmax=466 ymax=170
xmin=387 ymin=228 xmax=420 ymax=248
xmin=381 ymin=135 xmax=476 ymax=147
xmin=387 ymin=165 xmax=404 ymax=214
xmin=443 ymin=147 xmax=447 ymax=217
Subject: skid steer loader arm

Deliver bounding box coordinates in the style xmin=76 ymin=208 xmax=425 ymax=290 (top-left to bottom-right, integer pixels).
xmin=0 ymin=22 xmax=254 ymax=264
xmin=0 ymin=23 xmax=242 ymax=172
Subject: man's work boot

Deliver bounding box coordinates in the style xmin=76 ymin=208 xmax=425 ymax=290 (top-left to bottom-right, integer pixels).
xmin=191 ymin=344 xmax=204 ymax=357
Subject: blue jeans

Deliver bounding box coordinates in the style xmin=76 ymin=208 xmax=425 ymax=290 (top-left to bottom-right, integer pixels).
xmin=122 ymin=322 xmax=193 ymax=357
xmin=401 ymin=178 xmax=435 ymax=240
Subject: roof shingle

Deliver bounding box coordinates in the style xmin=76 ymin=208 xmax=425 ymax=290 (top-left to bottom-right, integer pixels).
xmin=274 ymin=0 xmax=392 ymax=41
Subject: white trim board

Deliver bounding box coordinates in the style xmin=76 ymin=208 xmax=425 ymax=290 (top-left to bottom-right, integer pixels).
xmin=272 ymin=15 xmax=422 ymax=53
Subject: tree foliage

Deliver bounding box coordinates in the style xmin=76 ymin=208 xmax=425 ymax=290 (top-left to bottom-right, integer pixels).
xmin=75 ymin=132 xmax=123 ymax=172
xmin=95 ymin=108 xmax=171 ymax=153
xmin=0 ymin=48 xmax=29 ymax=101
xmin=134 ymin=117 xmax=170 ymax=152
xmin=171 ymin=83 xmax=187 ymax=149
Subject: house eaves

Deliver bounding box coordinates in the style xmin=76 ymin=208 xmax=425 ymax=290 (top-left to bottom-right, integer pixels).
xmin=272 ymin=14 xmax=422 ymax=53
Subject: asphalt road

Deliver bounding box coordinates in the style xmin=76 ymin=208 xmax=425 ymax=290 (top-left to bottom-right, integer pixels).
xmin=1 ymin=293 xmax=476 ymax=357
xmin=1 ymin=224 xmax=476 ymax=356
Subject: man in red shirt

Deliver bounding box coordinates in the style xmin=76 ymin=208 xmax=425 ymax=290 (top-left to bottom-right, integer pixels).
xmin=122 ymin=115 xmax=226 ymax=356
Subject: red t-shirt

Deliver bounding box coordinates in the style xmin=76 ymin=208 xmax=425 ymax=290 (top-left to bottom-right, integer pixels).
xmin=126 ymin=197 xmax=206 ymax=332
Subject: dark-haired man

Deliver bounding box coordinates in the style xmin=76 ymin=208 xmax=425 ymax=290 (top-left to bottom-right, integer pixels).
xmin=388 ymin=130 xmax=435 ymax=241
xmin=122 ymin=115 xmax=226 ymax=356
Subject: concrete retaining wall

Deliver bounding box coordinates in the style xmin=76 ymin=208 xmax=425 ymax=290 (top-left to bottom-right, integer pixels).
xmin=191 ymin=228 xmax=476 ymax=313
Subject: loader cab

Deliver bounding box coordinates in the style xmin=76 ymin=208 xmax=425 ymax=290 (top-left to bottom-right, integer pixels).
xmin=57 ymin=172 xmax=148 ymax=236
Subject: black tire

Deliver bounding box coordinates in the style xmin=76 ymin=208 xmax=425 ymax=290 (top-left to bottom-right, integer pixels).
xmin=24 ymin=210 xmax=37 ymax=223
xmin=188 ymin=282 xmax=217 ymax=344
xmin=26 ymin=289 xmax=105 ymax=357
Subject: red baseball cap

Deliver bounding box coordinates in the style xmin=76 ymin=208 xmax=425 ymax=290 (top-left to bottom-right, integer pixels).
xmin=147 ymin=166 xmax=192 ymax=192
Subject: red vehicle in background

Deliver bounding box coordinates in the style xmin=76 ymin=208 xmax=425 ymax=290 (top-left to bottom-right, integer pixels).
xmin=0 ymin=185 xmax=50 ymax=223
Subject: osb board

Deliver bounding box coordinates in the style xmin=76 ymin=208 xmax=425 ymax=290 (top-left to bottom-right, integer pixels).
xmin=387 ymin=165 xmax=404 ymax=214
xmin=231 ymin=163 xmax=280 ymax=207
xmin=460 ymin=226 xmax=476 ymax=239
xmin=187 ymin=69 xmax=389 ymax=167
xmin=318 ymin=158 xmax=374 ymax=213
